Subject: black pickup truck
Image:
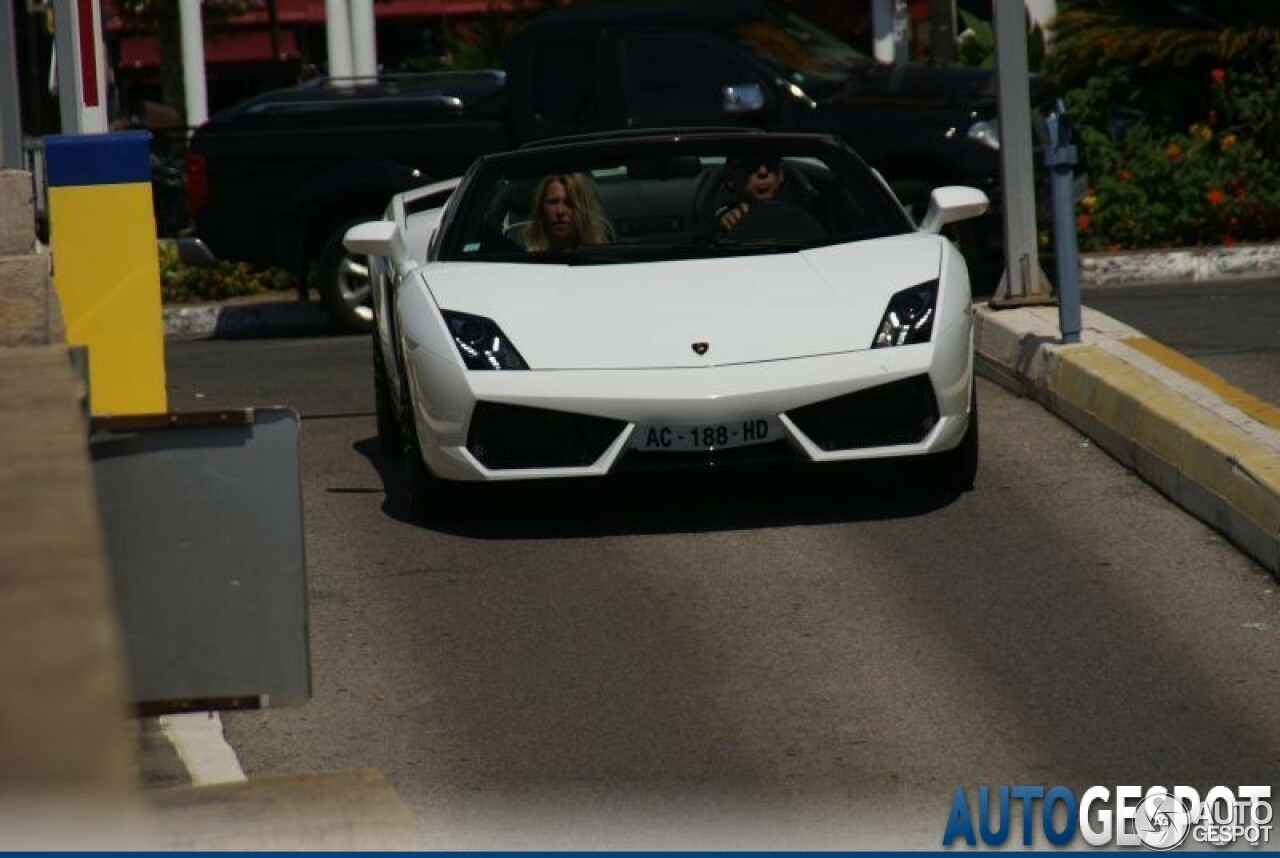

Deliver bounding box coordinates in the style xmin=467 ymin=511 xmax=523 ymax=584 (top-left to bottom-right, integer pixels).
xmin=185 ymin=0 xmax=1019 ymax=331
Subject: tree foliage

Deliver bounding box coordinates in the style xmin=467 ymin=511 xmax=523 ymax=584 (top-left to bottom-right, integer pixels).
xmin=955 ymin=7 xmax=1046 ymax=72
xmin=1048 ymin=0 xmax=1280 ymax=82
xmin=402 ymin=0 xmax=549 ymax=71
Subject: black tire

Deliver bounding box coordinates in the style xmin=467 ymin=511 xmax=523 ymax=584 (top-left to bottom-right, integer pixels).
xmin=929 ymin=385 xmax=979 ymax=493
xmin=397 ymin=377 xmax=470 ymax=521
xmin=316 ymin=218 xmax=376 ymax=334
xmin=372 ymin=335 xmax=402 ymax=457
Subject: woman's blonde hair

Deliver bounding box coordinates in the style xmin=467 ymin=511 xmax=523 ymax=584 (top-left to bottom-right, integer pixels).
xmin=524 ymin=172 xmax=616 ymax=251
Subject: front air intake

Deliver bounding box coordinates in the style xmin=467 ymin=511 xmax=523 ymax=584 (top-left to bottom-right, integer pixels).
xmin=467 ymin=401 xmax=626 ymax=470
xmin=785 ymin=375 xmax=939 ymax=451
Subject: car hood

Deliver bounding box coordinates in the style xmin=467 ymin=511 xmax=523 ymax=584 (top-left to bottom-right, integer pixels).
xmin=423 ymin=234 xmax=944 ymax=370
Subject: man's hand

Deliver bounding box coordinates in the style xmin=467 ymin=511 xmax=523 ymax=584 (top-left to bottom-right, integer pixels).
xmin=718 ymin=202 xmax=750 ymax=231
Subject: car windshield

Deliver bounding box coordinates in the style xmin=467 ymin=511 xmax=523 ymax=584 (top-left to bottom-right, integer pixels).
xmin=728 ymin=9 xmax=870 ymax=96
xmin=437 ymin=136 xmax=912 ymax=265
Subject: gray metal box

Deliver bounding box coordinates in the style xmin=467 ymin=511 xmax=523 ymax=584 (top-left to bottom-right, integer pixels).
xmin=90 ymin=408 xmax=309 ymax=711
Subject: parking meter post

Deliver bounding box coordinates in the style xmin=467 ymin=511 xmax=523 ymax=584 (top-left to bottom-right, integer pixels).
xmin=1046 ymin=100 xmax=1082 ymax=344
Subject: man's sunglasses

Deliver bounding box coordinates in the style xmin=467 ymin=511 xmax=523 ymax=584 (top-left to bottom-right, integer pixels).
xmin=732 ymin=157 xmax=782 ymax=173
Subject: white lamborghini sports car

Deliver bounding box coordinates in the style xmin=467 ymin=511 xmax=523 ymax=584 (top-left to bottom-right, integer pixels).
xmin=346 ymin=131 xmax=989 ymax=519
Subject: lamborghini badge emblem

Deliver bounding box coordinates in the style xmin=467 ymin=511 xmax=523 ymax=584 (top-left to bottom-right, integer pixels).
xmin=691 ymin=342 xmax=709 ymax=355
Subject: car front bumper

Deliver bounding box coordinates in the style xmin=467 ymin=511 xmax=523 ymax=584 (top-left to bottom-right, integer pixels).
xmin=406 ymin=319 xmax=974 ymax=482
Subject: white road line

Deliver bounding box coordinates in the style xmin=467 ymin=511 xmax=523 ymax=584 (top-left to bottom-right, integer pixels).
xmin=158 ymin=712 xmax=247 ymax=786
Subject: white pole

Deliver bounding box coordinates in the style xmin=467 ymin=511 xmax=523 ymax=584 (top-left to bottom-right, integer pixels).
xmin=324 ymin=0 xmax=354 ymax=80
xmin=0 ymin=0 xmax=23 ymax=166
xmin=871 ymin=0 xmax=895 ymax=64
xmin=179 ymin=0 xmax=208 ymax=128
xmin=349 ymin=0 xmax=378 ymax=78
xmin=991 ymin=0 xmax=1050 ymax=302
xmin=892 ymin=0 xmax=910 ymax=65
xmin=52 ymin=0 xmax=108 ymax=133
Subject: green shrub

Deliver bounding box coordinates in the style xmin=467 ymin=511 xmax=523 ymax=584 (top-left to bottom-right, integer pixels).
xmin=1070 ymin=63 xmax=1280 ymax=250
xmin=158 ymin=240 xmax=295 ymax=304
xmin=1046 ymin=1 xmax=1280 ymax=250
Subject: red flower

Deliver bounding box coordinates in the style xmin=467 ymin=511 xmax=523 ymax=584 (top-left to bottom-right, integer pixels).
xmin=1076 ymin=214 xmax=1092 ymax=231
xmin=1211 ymin=68 xmax=1226 ymax=85
xmin=1221 ymin=234 xmax=1236 ymax=247
xmin=1206 ymin=188 xmax=1225 ymax=205
xmin=1117 ymin=168 xmax=1133 ymax=182
xmin=1166 ymin=143 xmax=1184 ymax=160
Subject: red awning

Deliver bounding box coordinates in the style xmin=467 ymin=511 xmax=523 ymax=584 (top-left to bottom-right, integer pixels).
xmin=106 ymin=0 xmax=514 ymax=31
xmin=119 ymin=29 xmax=301 ymax=68
xmin=254 ymin=0 xmax=510 ymax=23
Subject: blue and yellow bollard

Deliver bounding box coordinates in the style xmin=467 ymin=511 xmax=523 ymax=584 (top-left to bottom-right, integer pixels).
xmin=46 ymin=130 xmax=166 ymax=415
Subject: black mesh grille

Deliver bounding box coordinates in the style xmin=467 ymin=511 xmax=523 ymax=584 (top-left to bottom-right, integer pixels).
xmin=785 ymin=375 xmax=939 ymax=451
xmin=615 ymin=440 xmax=800 ymax=473
xmin=467 ymin=401 xmax=626 ymax=470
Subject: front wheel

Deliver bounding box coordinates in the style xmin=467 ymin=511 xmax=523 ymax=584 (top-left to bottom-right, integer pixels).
xmin=316 ymin=218 xmax=376 ymax=334
xmin=926 ymin=387 xmax=979 ymax=493
xmin=373 ymin=335 xmax=403 ymax=457
xmin=398 ymin=376 xmax=471 ymax=521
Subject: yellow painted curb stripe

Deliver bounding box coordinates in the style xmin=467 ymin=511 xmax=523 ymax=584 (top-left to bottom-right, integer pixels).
xmin=1121 ymin=336 xmax=1280 ymax=431
xmin=1050 ymin=344 xmax=1280 ymax=532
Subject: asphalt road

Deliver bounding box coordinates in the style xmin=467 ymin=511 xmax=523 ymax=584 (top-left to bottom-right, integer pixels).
xmin=1083 ymin=276 xmax=1280 ymax=407
xmin=164 ymin=334 xmax=1280 ymax=849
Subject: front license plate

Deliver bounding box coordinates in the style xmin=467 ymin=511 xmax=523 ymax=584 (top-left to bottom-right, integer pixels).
xmin=633 ymin=418 xmax=778 ymax=452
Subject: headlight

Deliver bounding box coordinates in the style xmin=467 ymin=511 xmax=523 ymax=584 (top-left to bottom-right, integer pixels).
xmin=967 ymin=118 xmax=1001 ymax=150
xmin=442 ymin=310 xmax=528 ymax=370
xmin=872 ymin=280 xmax=938 ymax=348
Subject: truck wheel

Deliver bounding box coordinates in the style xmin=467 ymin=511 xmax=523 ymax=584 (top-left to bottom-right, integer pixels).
xmin=317 ymin=218 xmax=375 ymax=334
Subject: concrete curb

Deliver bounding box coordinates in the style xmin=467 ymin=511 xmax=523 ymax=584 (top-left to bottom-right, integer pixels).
xmin=1080 ymin=244 xmax=1280 ymax=287
xmin=975 ymin=303 xmax=1280 ymax=578
xmin=163 ymin=300 xmax=333 ymax=340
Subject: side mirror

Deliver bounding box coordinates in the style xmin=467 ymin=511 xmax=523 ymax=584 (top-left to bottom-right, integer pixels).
xmin=918 ymin=186 xmax=990 ymax=234
xmin=722 ymin=83 xmax=765 ymax=115
xmin=344 ymin=220 xmax=413 ymax=276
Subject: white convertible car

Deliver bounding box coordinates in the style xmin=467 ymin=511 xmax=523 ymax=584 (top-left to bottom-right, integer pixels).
xmin=346 ymin=131 xmax=988 ymax=519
